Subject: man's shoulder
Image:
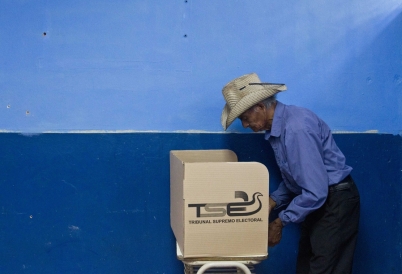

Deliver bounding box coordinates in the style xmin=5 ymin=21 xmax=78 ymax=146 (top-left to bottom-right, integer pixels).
xmin=281 ymin=104 xmax=324 ymax=132
xmin=281 ymin=102 xmax=314 ymax=115
xmin=282 ymin=104 xmax=317 ymax=121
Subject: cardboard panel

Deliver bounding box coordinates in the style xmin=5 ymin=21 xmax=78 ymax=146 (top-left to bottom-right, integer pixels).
xmin=170 ymin=150 xmax=269 ymax=258
xmin=170 ymin=152 xmax=185 ymax=248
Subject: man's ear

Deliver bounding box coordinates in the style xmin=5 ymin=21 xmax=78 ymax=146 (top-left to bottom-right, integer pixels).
xmin=255 ymin=102 xmax=265 ymax=111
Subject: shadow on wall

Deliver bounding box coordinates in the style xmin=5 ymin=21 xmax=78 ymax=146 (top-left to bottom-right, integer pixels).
xmin=325 ymin=9 xmax=402 ymax=133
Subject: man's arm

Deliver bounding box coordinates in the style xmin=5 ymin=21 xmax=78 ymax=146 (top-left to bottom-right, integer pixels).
xmin=278 ymin=126 xmax=329 ymax=225
xmin=269 ymin=196 xmax=277 ymax=215
xmin=268 ymin=197 xmax=284 ymax=246
xmin=268 ymin=217 xmax=283 ymax=246
xmin=270 ymin=181 xmax=293 ymax=210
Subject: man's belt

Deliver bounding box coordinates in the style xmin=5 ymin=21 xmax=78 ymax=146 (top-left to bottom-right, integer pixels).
xmin=329 ymin=175 xmax=353 ymax=193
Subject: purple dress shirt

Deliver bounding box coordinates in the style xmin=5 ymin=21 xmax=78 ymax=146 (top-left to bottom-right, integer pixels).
xmin=265 ymin=101 xmax=352 ymax=226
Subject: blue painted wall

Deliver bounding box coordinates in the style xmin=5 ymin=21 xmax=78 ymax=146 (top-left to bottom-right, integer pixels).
xmin=0 ymin=1 xmax=401 ymax=273
xmin=0 ymin=133 xmax=401 ymax=273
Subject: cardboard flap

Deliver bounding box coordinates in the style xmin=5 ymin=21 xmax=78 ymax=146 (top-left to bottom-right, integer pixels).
xmin=170 ymin=151 xmax=185 ymax=248
xmin=170 ymin=149 xmax=237 ymax=163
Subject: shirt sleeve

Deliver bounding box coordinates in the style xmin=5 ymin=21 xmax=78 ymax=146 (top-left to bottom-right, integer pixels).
xmin=270 ymin=181 xmax=294 ymax=208
xmin=278 ymin=123 xmax=329 ymax=226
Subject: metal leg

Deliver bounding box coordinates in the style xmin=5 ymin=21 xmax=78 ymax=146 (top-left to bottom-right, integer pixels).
xmin=196 ymin=262 xmax=252 ymax=274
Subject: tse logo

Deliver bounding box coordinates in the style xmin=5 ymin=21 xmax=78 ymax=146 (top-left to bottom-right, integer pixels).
xmin=188 ymin=191 xmax=263 ymax=218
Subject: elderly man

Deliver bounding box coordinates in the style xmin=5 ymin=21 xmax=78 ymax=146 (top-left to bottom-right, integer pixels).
xmin=221 ymin=73 xmax=360 ymax=274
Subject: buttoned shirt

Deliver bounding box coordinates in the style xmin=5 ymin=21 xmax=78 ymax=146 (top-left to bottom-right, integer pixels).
xmin=266 ymin=101 xmax=352 ymax=226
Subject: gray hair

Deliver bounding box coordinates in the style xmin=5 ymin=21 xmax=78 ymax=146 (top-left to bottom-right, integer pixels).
xmin=242 ymin=95 xmax=277 ymax=117
xmin=261 ymin=95 xmax=277 ymax=109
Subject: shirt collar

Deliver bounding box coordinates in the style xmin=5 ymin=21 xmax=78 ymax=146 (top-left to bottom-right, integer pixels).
xmin=265 ymin=101 xmax=285 ymax=140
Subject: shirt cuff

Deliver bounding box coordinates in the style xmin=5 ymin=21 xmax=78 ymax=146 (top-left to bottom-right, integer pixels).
xmin=278 ymin=211 xmax=289 ymax=226
xmin=270 ymin=193 xmax=282 ymax=208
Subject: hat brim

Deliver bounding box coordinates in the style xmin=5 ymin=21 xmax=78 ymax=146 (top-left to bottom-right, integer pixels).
xmin=221 ymin=85 xmax=286 ymax=130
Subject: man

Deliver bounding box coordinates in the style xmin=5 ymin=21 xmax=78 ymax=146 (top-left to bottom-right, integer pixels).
xmin=220 ymin=73 xmax=360 ymax=274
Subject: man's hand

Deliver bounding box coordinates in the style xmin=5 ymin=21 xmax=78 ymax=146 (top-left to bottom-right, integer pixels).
xmin=268 ymin=217 xmax=283 ymax=247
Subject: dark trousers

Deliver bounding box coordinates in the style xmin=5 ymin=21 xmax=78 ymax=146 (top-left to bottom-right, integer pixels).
xmin=296 ymin=175 xmax=360 ymax=274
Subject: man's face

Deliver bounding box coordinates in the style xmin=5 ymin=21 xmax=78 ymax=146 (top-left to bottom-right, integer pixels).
xmin=239 ymin=104 xmax=271 ymax=132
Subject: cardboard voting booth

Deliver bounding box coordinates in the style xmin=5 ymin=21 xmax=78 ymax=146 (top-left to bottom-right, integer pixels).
xmin=170 ymin=149 xmax=269 ymax=259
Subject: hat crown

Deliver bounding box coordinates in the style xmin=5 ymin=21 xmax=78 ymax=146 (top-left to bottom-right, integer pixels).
xmin=222 ymin=73 xmax=263 ymax=108
xmin=220 ymin=73 xmax=287 ymax=130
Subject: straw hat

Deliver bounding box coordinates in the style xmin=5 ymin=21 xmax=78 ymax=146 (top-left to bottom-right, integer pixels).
xmin=221 ymin=73 xmax=287 ymax=130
